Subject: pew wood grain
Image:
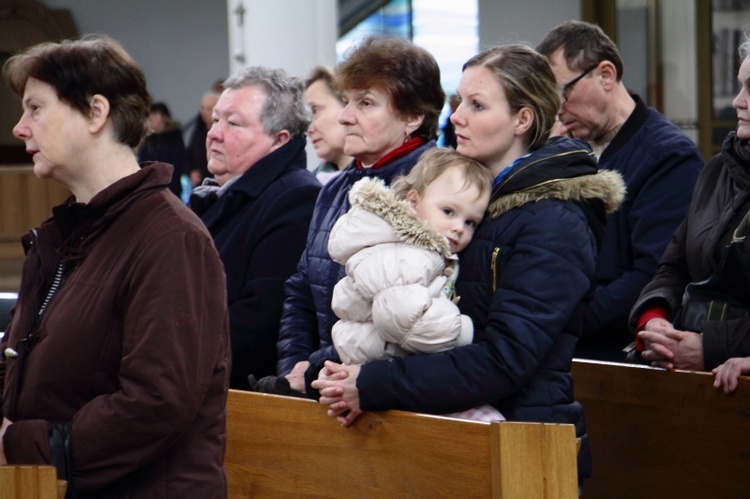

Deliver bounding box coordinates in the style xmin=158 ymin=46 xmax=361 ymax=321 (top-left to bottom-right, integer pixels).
xmin=0 ymin=465 xmax=66 ymax=499
xmin=572 ymin=359 xmax=750 ymax=498
xmin=225 ymin=389 xmax=578 ymax=498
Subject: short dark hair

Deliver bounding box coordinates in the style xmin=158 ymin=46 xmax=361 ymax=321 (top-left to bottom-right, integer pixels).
xmin=150 ymin=102 xmax=171 ymax=119
xmin=537 ymin=20 xmax=625 ymax=82
xmin=334 ymin=36 xmax=445 ymax=141
xmin=3 ymin=34 xmax=151 ymax=148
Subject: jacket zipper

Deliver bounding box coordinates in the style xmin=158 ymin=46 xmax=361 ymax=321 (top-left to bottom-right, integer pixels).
xmin=491 ymin=247 xmax=500 ymax=292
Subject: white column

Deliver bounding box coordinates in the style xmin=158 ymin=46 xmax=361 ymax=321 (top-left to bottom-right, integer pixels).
xmin=227 ymin=0 xmax=339 ymax=79
xmin=226 ymin=0 xmax=339 ymax=169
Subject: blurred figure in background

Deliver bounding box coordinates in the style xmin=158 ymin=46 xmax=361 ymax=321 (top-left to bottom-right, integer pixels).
xmin=137 ymin=101 xmax=185 ymax=198
xmin=185 ymin=89 xmax=221 ymax=189
xmin=440 ymin=94 xmax=459 ymax=149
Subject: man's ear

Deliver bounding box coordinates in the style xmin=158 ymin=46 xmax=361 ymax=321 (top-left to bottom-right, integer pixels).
xmin=598 ymin=60 xmax=617 ymax=90
xmin=273 ymin=129 xmax=291 ymax=148
xmin=88 ymin=94 xmax=110 ymax=134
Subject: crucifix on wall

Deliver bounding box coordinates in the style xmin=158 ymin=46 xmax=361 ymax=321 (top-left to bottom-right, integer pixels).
xmin=233 ymin=2 xmax=246 ymax=64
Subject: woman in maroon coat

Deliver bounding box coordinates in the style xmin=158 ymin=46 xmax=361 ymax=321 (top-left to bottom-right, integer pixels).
xmin=0 ymin=35 xmax=230 ymax=498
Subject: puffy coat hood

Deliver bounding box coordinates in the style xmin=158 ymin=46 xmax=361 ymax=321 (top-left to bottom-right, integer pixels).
xmin=335 ymin=177 xmax=452 ymax=260
xmin=488 ymin=137 xmax=626 ymax=220
xmin=327 ymin=177 xmax=471 ymax=365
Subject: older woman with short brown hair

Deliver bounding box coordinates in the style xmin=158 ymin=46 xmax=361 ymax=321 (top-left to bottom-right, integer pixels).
xmin=0 ymin=35 xmax=229 ymax=498
xmin=276 ymin=36 xmax=445 ymax=393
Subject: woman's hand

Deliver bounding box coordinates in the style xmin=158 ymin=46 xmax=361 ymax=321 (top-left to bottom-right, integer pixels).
xmin=712 ymin=357 xmax=750 ymax=394
xmin=312 ymin=361 xmax=363 ymax=427
xmin=638 ymin=319 xmax=705 ymax=370
xmin=0 ymin=417 xmax=13 ymax=465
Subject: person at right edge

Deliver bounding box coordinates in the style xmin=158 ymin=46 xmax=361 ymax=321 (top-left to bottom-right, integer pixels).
xmin=631 ymin=31 xmax=750 ymax=372
xmin=537 ymin=21 xmax=703 ymax=361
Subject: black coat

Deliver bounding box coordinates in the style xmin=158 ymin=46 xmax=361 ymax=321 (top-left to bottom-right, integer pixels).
xmin=630 ymin=132 xmax=750 ymax=369
xmin=191 ymin=137 xmax=321 ymax=388
xmin=137 ymin=126 xmax=186 ymax=197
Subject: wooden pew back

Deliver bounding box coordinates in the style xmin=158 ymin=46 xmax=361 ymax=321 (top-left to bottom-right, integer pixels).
xmin=571 ymin=359 xmax=750 ymax=497
xmin=225 ymin=390 xmax=579 ymax=498
xmin=0 ymin=465 xmax=66 ymax=499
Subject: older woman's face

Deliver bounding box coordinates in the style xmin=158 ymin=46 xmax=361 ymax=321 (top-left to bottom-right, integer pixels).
xmin=734 ymin=57 xmax=750 ymax=140
xmin=13 ymin=78 xmax=92 ymax=181
xmin=306 ymin=80 xmax=347 ymax=164
xmin=339 ymin=87 xmax=410 ymax=166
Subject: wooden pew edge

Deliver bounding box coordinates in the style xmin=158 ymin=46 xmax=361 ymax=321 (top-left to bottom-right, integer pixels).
xmin=226 ymin=390 xmax=579 ymax=498
xmin=570 ymin=357 xmax=750 ymax=497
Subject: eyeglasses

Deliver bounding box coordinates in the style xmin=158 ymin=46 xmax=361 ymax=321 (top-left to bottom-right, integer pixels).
xmin=560 ymin=63 xmax=599 ymax=102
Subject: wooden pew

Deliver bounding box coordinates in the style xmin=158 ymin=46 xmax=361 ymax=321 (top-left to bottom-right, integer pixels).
xmin=0 ymin=465 xmax=66 ymax=499
xmin=571 ymin=359 xmax=750 ymax=498
xmin=225 ymin=390 xmax=579 ymax=498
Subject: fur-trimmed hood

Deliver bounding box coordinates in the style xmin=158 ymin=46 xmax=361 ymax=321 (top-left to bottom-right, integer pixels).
xmin=487 ymin=137 xmax=626 ymax=220
xmin=344 ymin=177 xmax=452 ymax=258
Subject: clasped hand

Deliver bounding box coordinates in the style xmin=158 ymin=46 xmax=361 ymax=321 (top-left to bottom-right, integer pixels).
xmin=637 ymin=318 xmax=705 ymax=370
xmin=311 ymin=361 xmax=362 ymax=427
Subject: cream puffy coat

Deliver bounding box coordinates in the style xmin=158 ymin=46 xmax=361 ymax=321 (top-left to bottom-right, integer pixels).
xmin=328 ymin=177 xmax=473 ymax=364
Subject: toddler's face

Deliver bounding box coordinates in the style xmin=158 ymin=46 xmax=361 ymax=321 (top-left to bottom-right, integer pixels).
xmin=406 ymin=167 xmax=489 ymax=253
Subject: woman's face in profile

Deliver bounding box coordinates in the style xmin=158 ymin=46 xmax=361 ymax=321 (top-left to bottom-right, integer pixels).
xmin=733 ymin=56 xmax=750 ymax=140
xmin=306 ymin=80 xmax=347 ymax=163
xmin=13 ymin=77 xmax=91 ymax=181
xmin=338 ymin=86 xmax=409 ymax=166
xmin=451 ymin=66 xmax=522 ymax=171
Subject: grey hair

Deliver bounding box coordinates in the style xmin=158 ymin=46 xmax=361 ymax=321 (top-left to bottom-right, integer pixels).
xmin=223 ymin=66 xmax=310 ymax=137
xmin=740 ymin=26 xmax=750 ymax=60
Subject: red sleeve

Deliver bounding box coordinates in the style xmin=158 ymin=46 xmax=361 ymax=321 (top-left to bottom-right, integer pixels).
xmin=635 ymin=305 xmax=668 ymax=350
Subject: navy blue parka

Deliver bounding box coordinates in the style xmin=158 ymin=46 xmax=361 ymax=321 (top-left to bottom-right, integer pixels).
xmin=355 ymin=137 xmax=626 ymax=479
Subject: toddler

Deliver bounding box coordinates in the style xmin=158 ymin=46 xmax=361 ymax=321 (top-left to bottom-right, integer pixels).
xmin=328 ymin=148 xmax=504 ymax=422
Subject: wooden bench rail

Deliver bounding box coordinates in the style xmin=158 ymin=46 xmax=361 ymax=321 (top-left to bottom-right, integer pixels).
xmin=225 ymin=390 xmax=579 ymax=498
xmin=571 ymin=359 xmax=750 ymax=498
xmin=0 ymin=465 xmax=66 ymax=499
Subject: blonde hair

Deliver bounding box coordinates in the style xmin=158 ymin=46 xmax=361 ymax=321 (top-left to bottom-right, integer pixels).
xmin=391 ymin=148 xmax=493 ymax=201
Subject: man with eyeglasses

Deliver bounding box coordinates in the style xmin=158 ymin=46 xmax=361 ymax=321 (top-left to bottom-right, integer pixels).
xmin=538 ymin=20 xmax=703 ymax=362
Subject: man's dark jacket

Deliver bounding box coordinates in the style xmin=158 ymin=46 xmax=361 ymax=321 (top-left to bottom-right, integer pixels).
xmin=191 ymin=136 xmax=321 ymax=388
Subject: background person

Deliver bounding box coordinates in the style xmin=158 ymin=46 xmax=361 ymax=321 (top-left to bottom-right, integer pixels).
xmin=305 ymin=66 xmax=351 ymax=185
xmin=630 ymin=34 xmax=750 ymax=372
xmin=0 ymin=35 xmax=229 ymax=498
xmin=137 ymin=101 xmax=186 ymax=198
xmin=190 ymin=66 xmax=321 ymax=389
xmin=276 ymin=35 xmax=445 ymax=395
xmin=313 ymin=44 xmax=626 ymax=483
xmin=537 ymin=20 xmax=703 ymax=361
xmin=185 ymin=89 xmax=221 ymax=187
